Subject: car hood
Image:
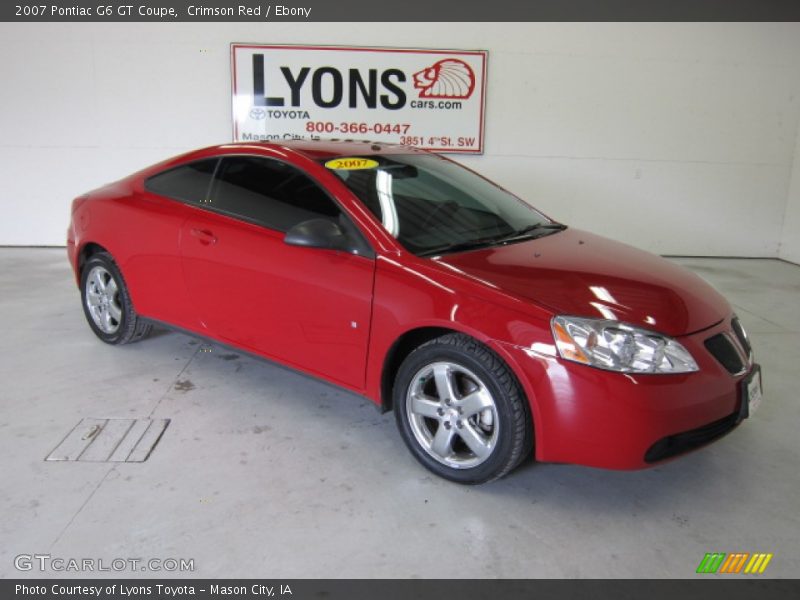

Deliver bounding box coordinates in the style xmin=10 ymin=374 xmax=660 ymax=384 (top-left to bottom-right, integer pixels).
xmin=434 ymin=228 xmax=729 ymax=337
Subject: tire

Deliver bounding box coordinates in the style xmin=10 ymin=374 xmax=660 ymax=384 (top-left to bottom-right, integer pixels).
xmin=394 ymin=333 xmax=532 ymax=484
xmin=80 ymin=251 xmax=151 ymax=345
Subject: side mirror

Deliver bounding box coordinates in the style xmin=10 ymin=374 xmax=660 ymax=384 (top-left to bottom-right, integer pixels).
xmin=284 ymin=218 xmax=350 ymax=252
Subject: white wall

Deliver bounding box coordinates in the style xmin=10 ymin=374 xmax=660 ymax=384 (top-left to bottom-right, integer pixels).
xmin=2 ymin=22 xmax=800 ymax=255
xmin=780 ymin=123 xmax=800 ymax=264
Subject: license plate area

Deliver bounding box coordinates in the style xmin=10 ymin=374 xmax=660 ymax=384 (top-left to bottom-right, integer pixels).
xmin=739 ymin=364 xmax=763 ymax=420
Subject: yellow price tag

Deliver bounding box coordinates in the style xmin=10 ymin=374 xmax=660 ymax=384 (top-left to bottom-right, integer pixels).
xmin=324 ymin=157 xmax=379 ymax=170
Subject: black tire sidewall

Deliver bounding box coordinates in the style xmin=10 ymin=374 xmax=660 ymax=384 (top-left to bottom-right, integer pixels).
xmin=80 ymin=253 xmax=134 ymax=345
xmin=394 ymin=340 xmax=528 ymax=484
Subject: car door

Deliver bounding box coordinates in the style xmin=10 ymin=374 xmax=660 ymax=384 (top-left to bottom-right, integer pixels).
xmin=179 ymin=155 xmax=376 ymax=390
xmin=127 ymin=157 xmax=220 ymax=330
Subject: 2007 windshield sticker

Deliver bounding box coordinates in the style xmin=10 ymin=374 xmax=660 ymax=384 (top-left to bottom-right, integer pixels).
xmin=231 ymin=45 xmax=487 ymax=154
xmin=324 ymin=158 xmax=380 ymax=170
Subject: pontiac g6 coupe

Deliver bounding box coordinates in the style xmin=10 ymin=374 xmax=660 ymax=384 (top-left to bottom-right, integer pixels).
xmin=67 ymin=141 xmax=762 ymax=483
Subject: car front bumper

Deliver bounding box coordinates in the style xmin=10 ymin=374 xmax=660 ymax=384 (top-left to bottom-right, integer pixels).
xmin=500 ymin=317 xmax=756 ymax=469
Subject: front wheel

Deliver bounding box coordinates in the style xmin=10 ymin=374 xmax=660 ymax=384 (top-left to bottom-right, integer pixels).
xmin=394 ymin=333 xmax=532 ymax=484
xmin=80 ymin=251 xmax=151 ymax=345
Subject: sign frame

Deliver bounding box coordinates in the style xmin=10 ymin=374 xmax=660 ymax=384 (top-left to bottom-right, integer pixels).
xmin=230 ymin=43 xmax=488 ymax=154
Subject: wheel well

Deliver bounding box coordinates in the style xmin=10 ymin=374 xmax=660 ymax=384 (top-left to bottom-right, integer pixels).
xmin=78 ymin=243 xmax=108 ymax=275
xmin=380 ymin=326 xmax=455 ymax=412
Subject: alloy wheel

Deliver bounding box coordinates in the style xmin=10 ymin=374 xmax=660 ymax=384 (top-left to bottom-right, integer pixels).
xmin=405 ymin=361 xmax=499 ymax=469
xmin=84 ymin=265 xmax=122 ymax=334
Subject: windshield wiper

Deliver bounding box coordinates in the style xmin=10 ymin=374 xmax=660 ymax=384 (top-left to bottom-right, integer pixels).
xmin=419 ymin=222 xmax=567 ymax=258
xmin=418 ymin=236 xmax=507 ymax=257
xmin=498 ymin=222 xmax=567 ymax=242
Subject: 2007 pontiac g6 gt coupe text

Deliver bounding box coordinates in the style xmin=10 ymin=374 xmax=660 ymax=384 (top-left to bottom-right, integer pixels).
xmin=67 ymin=141 xmax=762 ymax=483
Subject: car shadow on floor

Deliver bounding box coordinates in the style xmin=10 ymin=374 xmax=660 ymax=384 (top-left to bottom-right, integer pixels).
xmin=137 ymin=327 xmax=748 ymax=519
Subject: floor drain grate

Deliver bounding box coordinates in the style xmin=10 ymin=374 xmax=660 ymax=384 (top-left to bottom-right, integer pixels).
xmin=46 ymin=418 xmax=170 ymax=462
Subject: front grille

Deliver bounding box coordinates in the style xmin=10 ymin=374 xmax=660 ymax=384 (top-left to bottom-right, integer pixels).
xmin=705 ymin=333 xmax=745 ymax=374
xmin=644 ymin=412 xmax=740 ymax=463
xmin=731 ymin=317 xmax=752 ymax=356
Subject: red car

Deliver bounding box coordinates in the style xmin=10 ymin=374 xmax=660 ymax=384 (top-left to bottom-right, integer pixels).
xmin=67 ymin=141 xmax=762 ymax=483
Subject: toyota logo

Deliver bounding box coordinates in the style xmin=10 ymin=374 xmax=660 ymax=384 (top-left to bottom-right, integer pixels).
xmin=250 ymin=108 xmax=266 ymax=120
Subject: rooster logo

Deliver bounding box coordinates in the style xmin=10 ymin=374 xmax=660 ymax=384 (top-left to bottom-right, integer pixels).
xmin=413 ymin=59 xmax=476 ymax=99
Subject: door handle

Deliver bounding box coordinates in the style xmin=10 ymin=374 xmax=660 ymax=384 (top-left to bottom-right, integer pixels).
xmin=190 ymin=228 xmax=217 ymax=246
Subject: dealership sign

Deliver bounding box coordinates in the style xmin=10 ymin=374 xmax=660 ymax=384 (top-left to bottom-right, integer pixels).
xmin=231 ymin=44 xmax=487 ymax=153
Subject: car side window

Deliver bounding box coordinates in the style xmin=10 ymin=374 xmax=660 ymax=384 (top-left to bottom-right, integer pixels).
xmin=209 ymin=156 xmax=341 ymax=232
xmin=144 ymin=159 xmax=218 ymax=204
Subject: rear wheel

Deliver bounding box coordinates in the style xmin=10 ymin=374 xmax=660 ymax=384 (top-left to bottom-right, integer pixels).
xmin=394 ymin=333 xmax=532 ymax=484
xmin=80 ymin=252 xmax=151 ymax=345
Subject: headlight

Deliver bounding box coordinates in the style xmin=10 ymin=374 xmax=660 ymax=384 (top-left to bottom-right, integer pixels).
xmin=551 ymin=316 xmax=699 ymax=374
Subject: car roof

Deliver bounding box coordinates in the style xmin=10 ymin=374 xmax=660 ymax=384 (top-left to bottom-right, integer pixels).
xmin=219 ymin=139 xmax=429 ymax=160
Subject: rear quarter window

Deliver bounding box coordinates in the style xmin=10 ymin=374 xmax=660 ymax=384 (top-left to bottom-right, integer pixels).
xmin=144 ymin=158 xmax=218 ymax=204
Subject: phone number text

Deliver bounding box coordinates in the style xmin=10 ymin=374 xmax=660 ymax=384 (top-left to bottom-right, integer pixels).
xmin=306 ymin=122 xmax=412 ymax=135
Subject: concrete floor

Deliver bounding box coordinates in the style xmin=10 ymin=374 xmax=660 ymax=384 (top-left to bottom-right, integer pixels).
xmin=1 ymin=248 xmax=798 ymax=579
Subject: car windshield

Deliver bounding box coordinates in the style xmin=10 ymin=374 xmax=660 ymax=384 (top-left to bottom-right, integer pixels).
xmin=321 ymin=153 xmax=562 ymax=256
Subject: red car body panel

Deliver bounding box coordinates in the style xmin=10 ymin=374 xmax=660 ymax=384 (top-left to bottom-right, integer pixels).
xmin=435 ymin=229 xmax=730 ymax=337
xmin=67 ymin=141 xmax=752 ymax=470
xmin=179 ymin=209 xmax=375 ymax=389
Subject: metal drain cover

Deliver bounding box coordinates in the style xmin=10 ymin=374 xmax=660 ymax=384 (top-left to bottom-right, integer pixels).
xmin=46 ymin=418 xmax=170 ymax=462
